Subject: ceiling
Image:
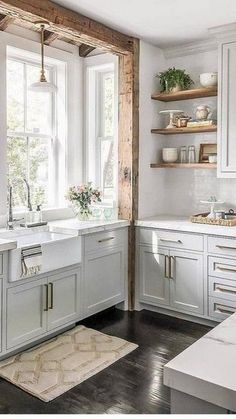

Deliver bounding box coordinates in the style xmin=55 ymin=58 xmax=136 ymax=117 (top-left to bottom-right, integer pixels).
xmin=53 ymin=0 xmax=236 ymax=48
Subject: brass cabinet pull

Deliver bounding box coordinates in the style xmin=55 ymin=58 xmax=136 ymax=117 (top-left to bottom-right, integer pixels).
xmin=44 ymin=284 xmax=48 ymax=311
xmin=169 ymin=256 xmax=175 ymax=279
xmin=216 ymin=265 xmax=236 ymax=273
xmin=98 ymin=237 xmax=115 ymax=243
xmin=164 ymin=255 xmax=169 ymax=278
xmin=215 ymin=285 xmax=236 ymax=294
xmin=160 ymin=239 xmax=182 ymax=244
xmin=216 ymin=305 xmax=235 ymax=315
xmin=49 ymin=282 xmax=54 ymax=309
xmin=216 ymin=245 xmax=236 ymax=250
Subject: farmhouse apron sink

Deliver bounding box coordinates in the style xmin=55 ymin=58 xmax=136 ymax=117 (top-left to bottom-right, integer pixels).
xmin=0 ymin=229 xmax=81 ymax=282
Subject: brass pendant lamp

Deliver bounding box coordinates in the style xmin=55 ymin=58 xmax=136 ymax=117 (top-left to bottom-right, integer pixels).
xmin=29 ymin=21 xmax=57 ymax=93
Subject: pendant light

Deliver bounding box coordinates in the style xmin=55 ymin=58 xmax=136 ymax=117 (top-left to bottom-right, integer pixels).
xmin=29 ymin=21 xmax=57 ymax=93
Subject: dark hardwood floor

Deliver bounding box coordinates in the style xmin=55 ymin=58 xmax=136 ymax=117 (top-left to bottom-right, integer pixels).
xmin=0 ymin=309 xmax=211 ymax=414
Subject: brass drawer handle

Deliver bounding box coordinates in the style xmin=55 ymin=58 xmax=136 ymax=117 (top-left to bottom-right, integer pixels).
xmin=49 ymin=282 xmax=54 ymax=309
xmin=216 ymin=266 xmax=236 ymax=273
xmin=216 ymin=245 xmax=236 ymax=250
xmin=44 ymin=284 xmax=48 ymax=312
xmin=216 ymin=305 xmax=235 ymax=315
xmin=215 ymin=285 xmax=236 ymax=294
xmin=160 ymin=239 xmax=182 ymax=244
xmin=98 ymin=237 xmax=115 ymax=243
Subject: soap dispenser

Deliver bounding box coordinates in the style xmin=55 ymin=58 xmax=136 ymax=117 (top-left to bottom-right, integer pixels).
xmin=35 ymin=204 xmax=42 ymax=223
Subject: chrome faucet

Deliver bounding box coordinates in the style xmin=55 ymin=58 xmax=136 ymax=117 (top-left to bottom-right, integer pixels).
xmin=7 ymin=185 xmax=14 ymax=230
xmin=23 ymin=178 xmax=33 ymax=212
xmin=7 ymin=180 xmax=30 ymax=230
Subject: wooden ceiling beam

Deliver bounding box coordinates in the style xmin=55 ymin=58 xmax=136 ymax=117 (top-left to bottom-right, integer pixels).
xmin=44 ymin=29 xmax=58 ymax=45
xmin=0 ymin=0 xmax=134 ymax=55
xmin=0 ymin=12 xmax=14 ymax=30
xmin=79 ymin=43 xmax=96 ymax=57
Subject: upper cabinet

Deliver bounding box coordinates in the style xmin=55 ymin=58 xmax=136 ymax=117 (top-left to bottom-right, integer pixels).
xmin=218 ymin=40 xmax=236 ymax=177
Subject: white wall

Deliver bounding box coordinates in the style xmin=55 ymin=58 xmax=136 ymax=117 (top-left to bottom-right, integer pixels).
xmin=139 ymin=43 xmax=236 ymax=217
xmin=138 ymin=40 xmax=166 ymax=218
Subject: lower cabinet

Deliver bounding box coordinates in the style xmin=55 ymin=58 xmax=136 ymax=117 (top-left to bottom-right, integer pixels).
xmin=139 ymin=245 xmax=204 ymax=316
xmin=139 ymin=246 xmax=169 ymax=306
xmin=84 ymin=246 xmax=125 ymax=316
xmin=6 ymin=267 xmax=80 ymax=350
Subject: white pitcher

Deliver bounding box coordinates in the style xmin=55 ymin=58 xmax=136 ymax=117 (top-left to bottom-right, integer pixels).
xmin=195 ymin=105 xmax=212 ymax=121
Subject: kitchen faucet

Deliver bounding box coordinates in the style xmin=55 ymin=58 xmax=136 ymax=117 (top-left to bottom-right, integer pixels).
xmin=7 ymin=179 xmax=32 ymax=230
xmin=23 ymin=178 xmax=33 ymax=212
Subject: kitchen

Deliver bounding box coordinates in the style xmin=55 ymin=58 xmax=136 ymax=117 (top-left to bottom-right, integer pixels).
xmin=0 ymin=0 xmax=236 ymax=416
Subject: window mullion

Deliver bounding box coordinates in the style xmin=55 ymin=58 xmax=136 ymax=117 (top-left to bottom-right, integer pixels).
xmin=23 ymin=62 xmax=27 ymax=133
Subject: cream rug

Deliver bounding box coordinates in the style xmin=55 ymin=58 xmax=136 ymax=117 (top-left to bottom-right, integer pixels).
xmin=0 ymin=325 xmax=138 ymax=402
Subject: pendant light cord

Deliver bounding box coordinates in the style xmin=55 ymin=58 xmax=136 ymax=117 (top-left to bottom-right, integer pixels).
xmin=40 ymin=24 xmax=47 ymax=83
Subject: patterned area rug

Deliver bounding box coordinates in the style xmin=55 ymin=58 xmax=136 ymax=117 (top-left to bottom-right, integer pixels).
xmin=0 ymin=325 xmax=138 ymax=402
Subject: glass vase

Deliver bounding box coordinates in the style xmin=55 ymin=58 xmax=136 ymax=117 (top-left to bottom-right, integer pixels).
xmin=72 ymin=203 xmax=92 ymax=221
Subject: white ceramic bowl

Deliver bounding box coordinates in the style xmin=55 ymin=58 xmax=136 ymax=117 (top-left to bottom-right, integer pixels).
xmin=162 ymin=148 xmax=178 ymax=163
xmin=200 ymin=72 xmax=217 ymax=87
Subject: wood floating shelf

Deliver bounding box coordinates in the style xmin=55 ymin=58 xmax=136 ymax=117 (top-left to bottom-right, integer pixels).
xmin=151 ymin=86 xmax=217 ymax=102
xmin=151 ymin=126 xmax=217 ymax=135
xmin=150 ymin=163 xmax=217 ymax=169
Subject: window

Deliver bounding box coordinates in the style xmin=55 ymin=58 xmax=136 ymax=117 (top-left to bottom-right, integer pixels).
xmin=86 ymin=59 xmax=118 ymax=208
xmin=7 ymin=57 xmax=56 ymax=209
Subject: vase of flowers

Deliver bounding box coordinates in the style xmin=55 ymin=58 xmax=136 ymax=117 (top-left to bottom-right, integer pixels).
xmin=66 ymin=183 xmax=102 ymax=220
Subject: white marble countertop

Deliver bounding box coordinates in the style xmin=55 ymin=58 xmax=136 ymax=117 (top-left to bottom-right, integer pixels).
xmin=164 ymin=312 xmax=236 ymax=412
xmin=135 ymin=215 xmax=236 ymax=237
xmin=49 ymin=218 xmax=130 ymax=235
xmin=0 ymin=238 xmax=17 ymax=252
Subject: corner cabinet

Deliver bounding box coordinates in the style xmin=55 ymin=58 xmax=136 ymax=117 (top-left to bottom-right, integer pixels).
xmin=138 ymin=228 xmax=205 ymax=318
xmin=218 ymin=40 xmax=236 ymax=177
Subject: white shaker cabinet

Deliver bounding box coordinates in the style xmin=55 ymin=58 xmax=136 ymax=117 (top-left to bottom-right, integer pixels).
xmin=84 ymin=229 xmax=127 ymax=317
xmin=218 ymin=40 xmax=236 ymax=177
xmin=47 ymin=269 xmax=81 ymax=331
xmin=139 ymin=246 xmax=170 ymax=306
xmin=6 ymin=267 xmax=81 ymax=350
xmin=6 ymin=277 xmax=47 ymax=349
xmin=169 ymin=250 xmax=204 ymax=315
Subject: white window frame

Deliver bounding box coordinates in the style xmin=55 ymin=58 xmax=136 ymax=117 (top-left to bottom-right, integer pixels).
xmin=7 ymin=54 xmax=57 ymax=209
xmin=84 ymin=54 xmax=118 ymax=209
xmin=0 ymin=30 xmax=83 ymax=223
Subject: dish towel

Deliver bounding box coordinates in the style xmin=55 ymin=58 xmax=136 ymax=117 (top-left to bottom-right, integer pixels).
xmin=21 ymin=245 xmax=42 ymax=277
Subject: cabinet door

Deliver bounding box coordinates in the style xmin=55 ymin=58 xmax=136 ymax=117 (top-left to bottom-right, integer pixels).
xmin=139 ymin=246 xmax=170 ymax=306
xmin=47 ymin=268 xmax=81 ymax=331
xmin=169 ymin=250 xmax=204 ymax=315
xmin=6 ymin=278 xmax=47 ymax=349
xmin=85 ymin=247 xmax=125 ymax=317
xmin=218 ymin=41 xmax=236 ymax=177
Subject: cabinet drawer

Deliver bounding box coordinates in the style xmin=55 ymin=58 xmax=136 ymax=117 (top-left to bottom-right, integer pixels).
xmin=209 ymin=296 xmax=236 ymax=321
xmin=209 ymin=276 xmax=236 ymax=302
xmin=139 ymin=229 xmax=203 ymax=252
xmin=209 ymin=256 xmax=236 ymax=281
xmin=85 ymin=229 xmax=126 ymax=253
xmin=208 ymin=236 xmax=236 ymax=257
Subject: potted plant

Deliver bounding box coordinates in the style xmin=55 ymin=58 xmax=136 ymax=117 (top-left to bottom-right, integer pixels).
xmin=66 ymin=182 xmax=102 ymax=220
xmin=157 ymin=67 xmax=194 ymax=93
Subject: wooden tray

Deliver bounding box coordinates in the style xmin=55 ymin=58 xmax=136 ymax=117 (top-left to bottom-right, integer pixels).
xmin=190 ymin=212 xmax=236 ymax=226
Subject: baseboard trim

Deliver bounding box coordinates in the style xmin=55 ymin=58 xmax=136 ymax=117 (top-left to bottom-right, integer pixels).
xmin=139 ymin=303 xmax=217 ymax=327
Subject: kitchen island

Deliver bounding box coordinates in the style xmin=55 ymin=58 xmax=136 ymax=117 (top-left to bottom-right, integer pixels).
xmin=164 ymin=311 xmax=236 ymax=413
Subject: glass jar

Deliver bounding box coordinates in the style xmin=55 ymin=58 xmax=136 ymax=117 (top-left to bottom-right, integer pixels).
xmin=188 ymin=145 xmax=196 ymax=163
xmin=180 ymin=146 xmax=187 ymax=163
